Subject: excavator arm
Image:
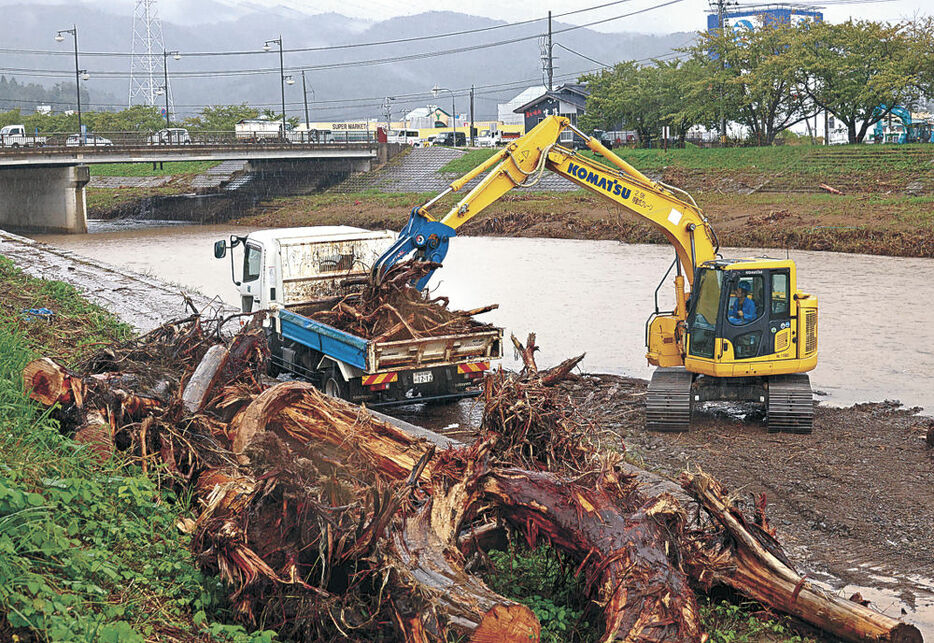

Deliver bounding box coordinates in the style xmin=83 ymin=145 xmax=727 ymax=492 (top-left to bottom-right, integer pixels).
xmin=372 ymin=115 xmax=719 ymax=291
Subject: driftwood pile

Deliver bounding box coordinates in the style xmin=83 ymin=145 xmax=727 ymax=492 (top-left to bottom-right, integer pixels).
xmin=303 ymin=260 xmax=498 ymax=342
xmin=22 ymin=317 xmax=922 ymax=643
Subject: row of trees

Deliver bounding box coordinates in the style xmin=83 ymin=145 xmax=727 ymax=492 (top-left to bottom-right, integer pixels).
xmin=581 ymin=18 xmax=934 ymax=145
xmin=0 ymin=104 xmax=294 ymax=135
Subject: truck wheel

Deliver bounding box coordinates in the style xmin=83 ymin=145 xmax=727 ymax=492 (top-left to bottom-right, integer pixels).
xmin=324 ymin=369 xmax=348 ymax=401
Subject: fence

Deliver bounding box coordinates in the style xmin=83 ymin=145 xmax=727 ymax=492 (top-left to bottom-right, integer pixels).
xmin=0 ymin=129 xmax=379 ymax=149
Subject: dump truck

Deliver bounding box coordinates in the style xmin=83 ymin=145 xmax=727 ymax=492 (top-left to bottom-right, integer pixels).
xmin=214 ymin=226 xmax=502 ymax=406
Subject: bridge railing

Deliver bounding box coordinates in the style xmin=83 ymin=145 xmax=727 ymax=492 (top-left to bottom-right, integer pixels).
xmin=2 ymin=129 xmax=379 ymax=149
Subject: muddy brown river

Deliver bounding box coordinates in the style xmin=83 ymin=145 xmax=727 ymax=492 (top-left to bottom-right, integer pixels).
xmin=37 ymin=223 xmax=934 ymax=414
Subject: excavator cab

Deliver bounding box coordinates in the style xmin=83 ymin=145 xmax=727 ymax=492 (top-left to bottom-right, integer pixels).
xmin=647 ymin=258 xmax=818 ymax=434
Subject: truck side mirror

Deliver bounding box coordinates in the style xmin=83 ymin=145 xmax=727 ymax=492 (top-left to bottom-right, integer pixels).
xmin=213 ymin=240 xmax=227 ymax=259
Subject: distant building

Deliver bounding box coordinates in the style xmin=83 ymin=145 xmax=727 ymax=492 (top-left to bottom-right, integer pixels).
xmin=35 ymin=105 xmax=52 ymax=115
xmin=403 ymin=105 xmax=452 ymax=129
xmin=498 ymin=86 xmax=546 ymax=126
xmin=513 ymin=83 xmax=590 ymax=144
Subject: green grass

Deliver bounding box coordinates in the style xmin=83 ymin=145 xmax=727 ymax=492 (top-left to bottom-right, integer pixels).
xmin=439 ymin=148 xmax=498 ymax=174
xmin=86 ymin=185 xmax=185 ymax=213
xmin=437 ymin=143 xmax=933 ymax=180
xmin=482 ymin=541 xmax=595 ymax=643
xmin=89 ymin=161 xmax=221 ymax=177
xmin=0 ymin=257 xmax=275 ymax=642
xmin=700 ymin=598 xmax=816 ymax=643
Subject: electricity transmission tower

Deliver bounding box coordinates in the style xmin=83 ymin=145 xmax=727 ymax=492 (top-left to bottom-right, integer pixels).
xmin=128 ymin=0 xmax=169 ymax=111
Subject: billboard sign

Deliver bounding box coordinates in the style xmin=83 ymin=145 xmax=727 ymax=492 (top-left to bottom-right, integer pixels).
xmin=707 ymin=5 xmax=823 ymax=33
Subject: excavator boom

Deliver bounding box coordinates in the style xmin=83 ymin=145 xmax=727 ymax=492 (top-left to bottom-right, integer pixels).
xmin=372 ymin=115 xmax=818 ymax=434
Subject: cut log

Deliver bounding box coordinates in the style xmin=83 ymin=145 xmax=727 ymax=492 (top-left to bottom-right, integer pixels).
xmin=389 ymin=500 xmax=539 ymax=641
xmin=23 ymin=357 xmax=71 ymax=406
xmin=540 ymin=353 xmax=585 ymax=386
xmin=681 ymin=471 xmax=922 ymax=643
xmin=182 ymin=344 xmax=230 ymax=415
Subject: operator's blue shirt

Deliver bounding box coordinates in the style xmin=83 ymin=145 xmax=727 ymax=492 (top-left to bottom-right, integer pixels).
xmin=728 ymin=295 xmax=757 ymax=325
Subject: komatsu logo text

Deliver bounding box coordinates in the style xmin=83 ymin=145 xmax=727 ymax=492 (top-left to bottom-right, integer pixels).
xmin=567 ymin=162 xmax=631 ymax=199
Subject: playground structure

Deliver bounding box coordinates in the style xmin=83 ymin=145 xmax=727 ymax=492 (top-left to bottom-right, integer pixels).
xmin=872 ymin=105 xmax=934 ymax=144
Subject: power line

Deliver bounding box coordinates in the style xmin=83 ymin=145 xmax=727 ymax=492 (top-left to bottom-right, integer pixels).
xmin=0 ymin=0 xmax=689 ymax=82
xmin=0 ymin=0 xmax=659 ymax=59
xmin=554 ymin=42 xmax=610 ymax=67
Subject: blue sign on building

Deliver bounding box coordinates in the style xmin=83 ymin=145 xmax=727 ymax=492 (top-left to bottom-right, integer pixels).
xmin=707 ymin=5 xmax=823 ymax=32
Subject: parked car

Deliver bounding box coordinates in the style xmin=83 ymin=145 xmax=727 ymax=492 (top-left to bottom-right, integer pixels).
xmin=433 ymin=131 xmax=467 ymax=147
xmin=148 ymin=128 xmax=191 ymax=145
xmin=66 ymin=134 xmax=113 ymax=147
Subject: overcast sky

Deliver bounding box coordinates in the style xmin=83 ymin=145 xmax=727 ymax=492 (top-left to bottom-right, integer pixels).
xmin=186 ymin=0 xmax=930 ymax=33
xmin=4 ymin=0 xmax=927 ymax=34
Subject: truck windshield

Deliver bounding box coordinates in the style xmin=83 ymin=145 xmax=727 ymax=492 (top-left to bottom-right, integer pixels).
xmin=243 ymin=244 xmax=262 ymax=282
xmin=688 ymin=267 xmax=722 ymax=358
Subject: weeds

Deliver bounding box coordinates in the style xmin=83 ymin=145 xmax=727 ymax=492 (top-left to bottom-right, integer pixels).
xmin=481 ymin=540 xmax=595 ymax=643
xmin=0 ymin=259 xmax=275 ymax=642
xmin=700 ymin=598 xmax=816 ymax=643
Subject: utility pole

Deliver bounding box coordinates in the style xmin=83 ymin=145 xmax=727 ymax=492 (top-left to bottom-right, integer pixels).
xmin=383 ymin=96 xmax=394 ymax=135
xmin=163 ymin=49 xmax=170 ymax=127
xmin=302 ymin=70 xmax=310 ymax=136
xmin=716 ymin=0 xmax=727 ymax=144
xmin=469 ymin=84 xmax=475 ymax=146
xmin=547 ymin=11 xmax=554 ymax=91
xmin=824 ymin=108 xmax=829 ymax=146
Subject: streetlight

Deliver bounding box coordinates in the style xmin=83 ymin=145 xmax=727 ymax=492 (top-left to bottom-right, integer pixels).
xmin=55 ymin=25 xmax=84 ymax=146
xmin=162 ymin=49 xmax=180 ymax=128
xmin=432 ymin=85 xmax=456 ymax=147
xmin=264 ymin=36 xmax=288 ymax=140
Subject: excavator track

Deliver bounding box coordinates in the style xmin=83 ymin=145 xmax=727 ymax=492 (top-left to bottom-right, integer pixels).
xmin=766 ymin=374 xmax=813 ymax=434
xmin=646 ymin=368 xmax=694 ymax=432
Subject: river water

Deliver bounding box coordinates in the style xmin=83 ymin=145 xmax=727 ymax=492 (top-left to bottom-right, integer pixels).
xmin=36 ymin=223 xmax=934 ymax=414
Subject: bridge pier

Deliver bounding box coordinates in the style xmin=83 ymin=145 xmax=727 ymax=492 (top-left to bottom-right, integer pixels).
xmin=0 ymin=165 xmax=89 ymax=234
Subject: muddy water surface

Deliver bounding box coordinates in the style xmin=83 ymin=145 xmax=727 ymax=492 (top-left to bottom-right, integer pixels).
xmin=37 ymin=224 xmax=934 ymax=413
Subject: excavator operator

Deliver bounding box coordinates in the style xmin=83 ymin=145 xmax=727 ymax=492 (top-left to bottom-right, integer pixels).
xmin=728 ymin=281 xmax=756 ymax=325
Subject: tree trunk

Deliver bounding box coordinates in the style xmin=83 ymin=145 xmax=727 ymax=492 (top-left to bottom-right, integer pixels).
xmin=479 ymin=469 xmax=702 ymax=643
xmin=681 ymin=472 xmax=922 ymax=643
xmin=23 ymin=357 xmax=73 ymax=406
xmin=182 ymin=344 xmax=230 ymax=414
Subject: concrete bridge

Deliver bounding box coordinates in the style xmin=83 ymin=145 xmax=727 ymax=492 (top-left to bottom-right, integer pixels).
xmin=0 ymin=143 xmax=395 ymax=234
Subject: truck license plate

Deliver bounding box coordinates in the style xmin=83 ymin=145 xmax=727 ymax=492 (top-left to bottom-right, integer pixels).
xmin=413 ymin=370 xmax=433 ymax=385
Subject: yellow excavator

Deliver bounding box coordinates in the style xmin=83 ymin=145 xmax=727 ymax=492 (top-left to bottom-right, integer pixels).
xmin=373 ymin=115 xmax=818 ymax=432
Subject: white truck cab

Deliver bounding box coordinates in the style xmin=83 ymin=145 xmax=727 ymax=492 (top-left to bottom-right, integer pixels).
xmin=216 ymin=226 xmax=396 ymax=313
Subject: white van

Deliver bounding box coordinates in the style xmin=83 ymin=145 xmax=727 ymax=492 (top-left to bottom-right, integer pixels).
xmin=387 ymin=129 xmax=421 ymax=145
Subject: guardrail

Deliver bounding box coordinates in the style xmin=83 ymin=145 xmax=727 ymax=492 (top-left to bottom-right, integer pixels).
xmin=0 ymin=129 xmax=379 ymax=150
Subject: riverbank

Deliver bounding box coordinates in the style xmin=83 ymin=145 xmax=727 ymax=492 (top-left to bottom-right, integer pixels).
xmin=0 ymin=258 xmax=272 ymax=642
xmin=0 ymin=230 xmax=235 ymax=331
xmin=235 ymin=189 xmax=934 ymax=258
xmin=86 ymin=144 xmax=934 ymax=258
